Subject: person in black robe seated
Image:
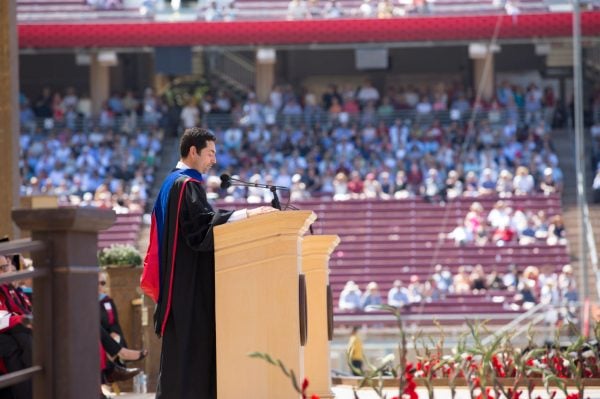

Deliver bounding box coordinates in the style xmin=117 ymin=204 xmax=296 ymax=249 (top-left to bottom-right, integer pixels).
xmin=98 ymin=271 xmax=147 ymax=388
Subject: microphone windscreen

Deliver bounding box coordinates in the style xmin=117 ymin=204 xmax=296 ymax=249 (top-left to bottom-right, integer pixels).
xmin=220 ymin=174 xmax=231 ymax=189
xmin=220 ymin=181 xmax=231 ymax=189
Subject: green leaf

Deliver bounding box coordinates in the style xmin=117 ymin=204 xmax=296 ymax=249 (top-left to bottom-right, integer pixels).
xmin=277 ymin=359 xmax=290 ymax=377
xmin=289 ymin=369 xmax=301 ymax=393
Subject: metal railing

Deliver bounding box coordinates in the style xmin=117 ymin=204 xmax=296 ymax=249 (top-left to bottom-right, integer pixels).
xmin=22 ymin=106 xmax=552 ymax=134
xmin=0 ymin=240 xmax=46 ymax=391
xmin=480 ymin=302 xmax=547 ymax=345
xmin=210 ymin=50 xmax=256 ymax=92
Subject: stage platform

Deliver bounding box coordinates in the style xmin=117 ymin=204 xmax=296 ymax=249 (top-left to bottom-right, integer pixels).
xmin=110 ymin=385 xmax=600 ymax=398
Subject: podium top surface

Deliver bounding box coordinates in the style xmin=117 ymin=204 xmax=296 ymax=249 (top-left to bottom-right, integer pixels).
xmin=214 ymin=210 xmax=317 ymax=250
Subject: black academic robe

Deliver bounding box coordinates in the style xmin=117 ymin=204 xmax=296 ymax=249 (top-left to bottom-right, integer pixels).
xmin=155 ymin=175 xmax=233 ymax=399
xmin=100 ymin=295 xmax=127 ymax=349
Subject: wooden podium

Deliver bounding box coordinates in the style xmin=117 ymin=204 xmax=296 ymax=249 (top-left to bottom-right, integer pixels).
xmin=214 ymin=210 xmax=316 ymax=399
xmin=302 ymin=235 xmax=340 ymax=399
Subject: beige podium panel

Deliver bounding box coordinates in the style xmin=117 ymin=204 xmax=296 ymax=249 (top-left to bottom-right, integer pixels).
xmin=214 ymin=210 xmax=316 ymax=399
xmin=302 ymin=235 xmax=340 ymax=399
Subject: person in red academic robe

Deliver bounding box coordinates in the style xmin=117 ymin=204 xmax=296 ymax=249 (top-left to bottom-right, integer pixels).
xmin=142 ymin=127 xmax=276 ymax=399
xmin=0 ymin=255 xmax=32 ymax=399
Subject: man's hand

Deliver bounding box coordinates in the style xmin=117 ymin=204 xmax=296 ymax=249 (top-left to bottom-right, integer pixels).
xmin=247 ymin=206 xmax=279 ymax=218
xmin=110 ymin=332 xmax=122 ymax=343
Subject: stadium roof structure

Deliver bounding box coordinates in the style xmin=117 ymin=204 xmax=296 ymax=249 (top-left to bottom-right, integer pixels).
xmin=17 ymin=11 xmax=600 ymax=49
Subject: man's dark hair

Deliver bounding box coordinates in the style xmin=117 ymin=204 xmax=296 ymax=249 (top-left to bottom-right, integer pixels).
xmin=180 ymin=127 xmax=217 ymax=158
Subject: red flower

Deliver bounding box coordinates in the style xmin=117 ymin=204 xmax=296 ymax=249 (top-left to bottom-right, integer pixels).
xmin=301 ymin=377 xmax=310 ymax=399
xmin=492 ymin=355 xmax=506 ymax=378
xmin=566 ymin=394 xmax=578 ymax=399
xmin=310 ymin=395 xmax=320 ymax=399
xmin=402 ymin=362 xmax=418 ymax=399
xmin=526 ymin=358 xmax=535 ymax=367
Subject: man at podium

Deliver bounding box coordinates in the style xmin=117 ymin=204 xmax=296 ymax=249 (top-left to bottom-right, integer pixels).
xmin=142 ymin=127 xmax=277 ymax=399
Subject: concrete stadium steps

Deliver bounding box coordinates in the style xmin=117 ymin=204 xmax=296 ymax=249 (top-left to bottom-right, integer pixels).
xmin=334 ymin=241 xmax=567 ymax=251
xmin=554 ymin=127 xmax=599 ymax=301
xmin=334 ymin=301 xmax=522 ymax=328
xmin=330 ymin=254 xmax=569 ymax=266
xmin=301 ymin=194 xmax=561 ymax=209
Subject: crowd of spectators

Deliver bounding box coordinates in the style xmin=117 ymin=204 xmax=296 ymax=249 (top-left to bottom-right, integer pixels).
xmin=19 ymin=87 xmax=164 ymax=213
xmin=192 ymin=80 xmax=566 ymax=206
xmin=285 ymin=0 xmax=410 ymax=20
xmin=19 ymin=78 xmax=568 ymax=212
xmin=338 ymin=263 xmax=579 ymax=315
xmin=445 ymin=200 xmax=566 ymax=247
xmin=198 ymin=0 xmax=237 ymax=21
xmin=72 ymin=0 xmax=600 ymax=21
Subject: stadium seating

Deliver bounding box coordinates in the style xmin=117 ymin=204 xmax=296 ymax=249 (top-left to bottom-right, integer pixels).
xmin=98 ymin=211 xmax=143 ymax=249
xmin=16 ymin=0 xmax=550 ymax=21
xmin=289 ymin=194 xmax=568 ymax=327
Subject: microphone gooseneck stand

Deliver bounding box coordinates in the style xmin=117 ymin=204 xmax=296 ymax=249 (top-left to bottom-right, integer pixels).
xmin=221 ymin=174 xmax=287 ymax=211
xmin=221 ymin=175 xmax=312 ymax=233
xmin=270 ymin=186 xmax=282 ymax=210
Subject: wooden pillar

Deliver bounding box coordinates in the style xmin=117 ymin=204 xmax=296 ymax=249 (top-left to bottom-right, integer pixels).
xmin=255 ymin=49 xmax=276 ymax=104
xmin=90 ymin=53 xmax=111 ymax=116
xmin=0 ymin=1 xmax=20 ymax=239
xmin=302 ymin=235 xmax=340 ymax=399
xmin=12 ymin=208 xmax=116 ymax=399
xmin=473 ymin=50 xmax=495 ymax=103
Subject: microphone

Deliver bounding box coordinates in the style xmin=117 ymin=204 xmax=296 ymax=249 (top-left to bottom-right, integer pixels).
xmin=219 ymin=174 xmax=288 ymax=210
xmin=219 ymin=174 xmax=289 ymax=191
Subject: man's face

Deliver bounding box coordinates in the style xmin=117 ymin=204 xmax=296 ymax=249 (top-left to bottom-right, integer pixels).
xmin=193 ymin=141 xmax=217 ymax=174
xmin=98 ymin=274 xmax=107 ymax=294
xmin=0 ymin=256 xmax=10 ymax=274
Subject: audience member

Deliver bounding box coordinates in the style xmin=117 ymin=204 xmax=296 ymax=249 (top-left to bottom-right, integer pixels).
xmin=339 ymin=281 xmax=362 ymax=311
xmin=387 ymin=279 xmax=410 ymax=308
xmin=547 ymin=215 xmax=566 ymax=246
xmin=406 ymin=274 xmax=424 ymax=303
xmin=453 ymin=266 xmax=471 ymax=294
xmin=360 ymin=281 xmax=383 ymax=310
